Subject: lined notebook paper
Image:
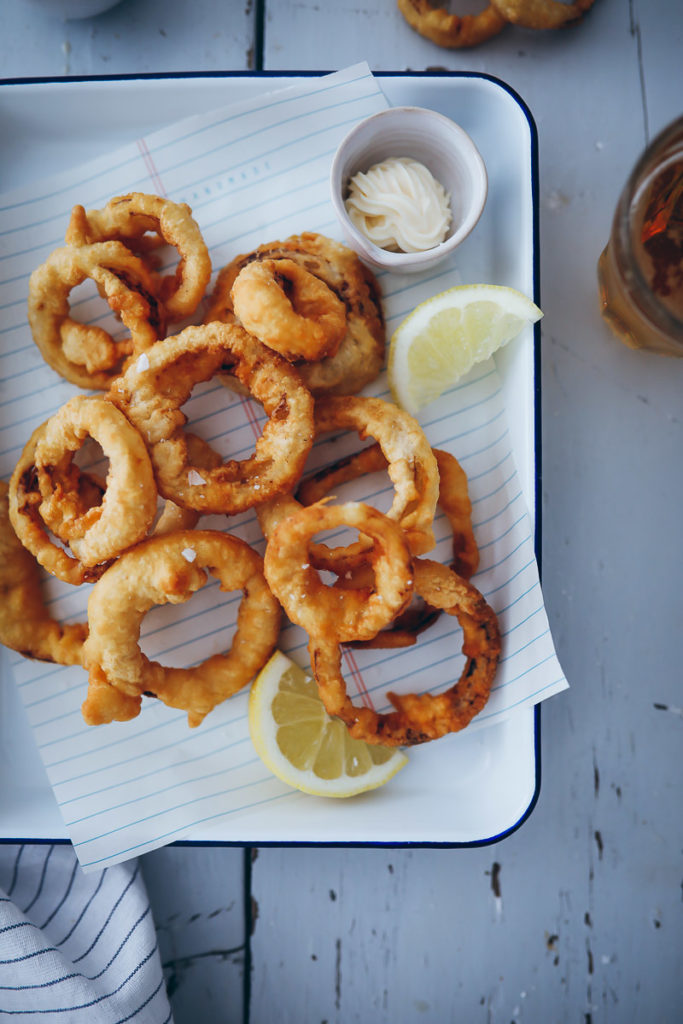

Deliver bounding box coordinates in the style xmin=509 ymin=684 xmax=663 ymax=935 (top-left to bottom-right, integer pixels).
xmin=0 ymin=64 xmax=567 ymax=869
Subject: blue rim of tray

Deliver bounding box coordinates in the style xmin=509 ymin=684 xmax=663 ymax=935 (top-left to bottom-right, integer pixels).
xmin=0 ymin=68 xmax=542 ymax=851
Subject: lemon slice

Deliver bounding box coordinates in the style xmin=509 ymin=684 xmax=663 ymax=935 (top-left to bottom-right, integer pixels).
xmin=388 ymin=284 xmax=543 ymax=415
xmin=248 ymin=650 xmax=407 ymax=797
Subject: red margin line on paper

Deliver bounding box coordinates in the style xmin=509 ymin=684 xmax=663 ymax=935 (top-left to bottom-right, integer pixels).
xmin=342 ymin=647 xmax=374 ymax=709
xmin=136 ymin=139 xmax=167 ymax=198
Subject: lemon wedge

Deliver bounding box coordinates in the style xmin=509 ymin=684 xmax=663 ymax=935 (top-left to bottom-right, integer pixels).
xmin=248 ymin=650 xmax=407 ymax=798
xmin=387 ymin=284 xmax=543 ymax=415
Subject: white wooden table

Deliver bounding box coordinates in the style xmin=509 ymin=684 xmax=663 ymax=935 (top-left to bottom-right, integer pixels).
xmin=2 ymin=1 xmax=682 ymax=1020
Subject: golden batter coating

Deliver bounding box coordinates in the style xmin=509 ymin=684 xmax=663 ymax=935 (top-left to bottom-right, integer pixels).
xmin=28 ymin=241 xmax=163 ymax=390
xmin=310 ymin=559 xmax=501 ymax=746
xmin=231 ymin=257 xmax=347 ymax=362
xmin=0 ymin=480 xmax=87 ymax=666
xmin=205 ymin=232 xmax=385 ymax=396
xmin=82 ymin=529 xmax=282 ymax=727
xmin=66 ymin=193 xmax=211 ymax=321
xmin=108 ymin=321 xmax=315 ymax=516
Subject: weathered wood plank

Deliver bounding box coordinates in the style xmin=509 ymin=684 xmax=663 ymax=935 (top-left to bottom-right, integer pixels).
xmin=0 ymin=0 xmax=256 ymax=78
xmin=142 ymin=846 xmax=247 ymax=1023
xmin=251 ymin=1 xmax=683 ymax=1021
xmin=250 ymin=823 xmax=681 ymax=1020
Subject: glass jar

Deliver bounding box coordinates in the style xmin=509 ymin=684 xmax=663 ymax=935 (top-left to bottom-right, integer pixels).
xmin=598 ymin=115 xmax=683 ymax=356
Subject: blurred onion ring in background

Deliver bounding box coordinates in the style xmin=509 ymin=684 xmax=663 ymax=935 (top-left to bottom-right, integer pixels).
xmin=398 ymin=0 xmax=596 ymax=48
xmin=397 ymin=0 xmax=507 ymax=48
xmin=491 ymin=0 xmax=596 ymax=29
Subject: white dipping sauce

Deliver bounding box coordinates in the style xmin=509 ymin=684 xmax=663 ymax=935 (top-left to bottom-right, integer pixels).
xmin=344 ymin=156 xmax=452 ymax=253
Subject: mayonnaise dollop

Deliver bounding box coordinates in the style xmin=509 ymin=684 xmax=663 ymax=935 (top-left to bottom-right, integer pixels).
xmin=345 ymin=157 xmax=451 ymax=253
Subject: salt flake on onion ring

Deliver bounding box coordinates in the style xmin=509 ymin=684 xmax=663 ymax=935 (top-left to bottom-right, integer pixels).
xmin=151 ymin=433 xmax=223 ymax=536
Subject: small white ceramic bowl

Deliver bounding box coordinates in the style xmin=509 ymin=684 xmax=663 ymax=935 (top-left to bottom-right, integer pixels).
xmin=330 ymin=106 xmax=488 ymax=274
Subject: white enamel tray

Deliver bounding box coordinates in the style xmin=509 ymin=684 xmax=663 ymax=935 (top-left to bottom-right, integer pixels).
xmin=0 ymin=72 xmax=541 ymax=848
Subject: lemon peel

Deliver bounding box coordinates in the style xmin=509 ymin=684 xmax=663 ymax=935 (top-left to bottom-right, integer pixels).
xmin=248 ymin=650 xmax=407 ymax=798
xmin=388 ymin=283 xmax=543 ymax=415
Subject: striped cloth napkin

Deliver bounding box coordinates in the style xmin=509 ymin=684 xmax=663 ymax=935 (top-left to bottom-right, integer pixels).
xmin=0 ymin=844 xmax=172 ymax=1021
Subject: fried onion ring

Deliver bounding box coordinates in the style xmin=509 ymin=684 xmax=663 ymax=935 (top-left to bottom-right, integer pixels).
xmin=297 ymin=444 xmax=479 ymax=648
xmin=298 ymin=444 xmax=439 ymax=649
xmin=82 ymin=530 xmax=281 ymax=727
xmin=0 ymin=481 xmax=87 ymax=665
xmin=331 ymin=561 xmax=441 ymax=650
xmin=432 ymin=448 xmax=480 ymax=580
xmin=491 ymin=0 xmax=596 ymax=29
xmin=298 ymin=444 xmax=478 ymax=580
xmin=31 ymin=396 xmax=157 ymax=567
xmin=151 ymin=433 xmax=224 ymax=536
xmin=397 ymin=0 xmax=507 ymax=48
xmin=28 ymin=241 xmax=164 ymax=390
xmin=9 ymin=425 xmax=107 ymax=586
xmin=257 ymin=396 xmax=439 ymax=564
xmin=309 ymin=558 xmax=501 ymax=746
xmin=66 ymin=193 xmax=211 ymax=321
xmin=109 ymin=321 xmax=315 ymax=516
xmin=264 ymin=501 xmax=414 ymax=644
xmin=312 ymin=396 xmax=439 ymax=560
xmin=205 ymin=232 xmax=385 ymax=396
xmin=231 ymin=258 xmax=347 ymax=362
xmin=9 ymin=403 xmax=157 ymax=584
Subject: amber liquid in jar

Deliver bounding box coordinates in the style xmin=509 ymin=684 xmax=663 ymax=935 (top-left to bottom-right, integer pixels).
xmin=598 ymin=117 xmax=683 ymax=356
